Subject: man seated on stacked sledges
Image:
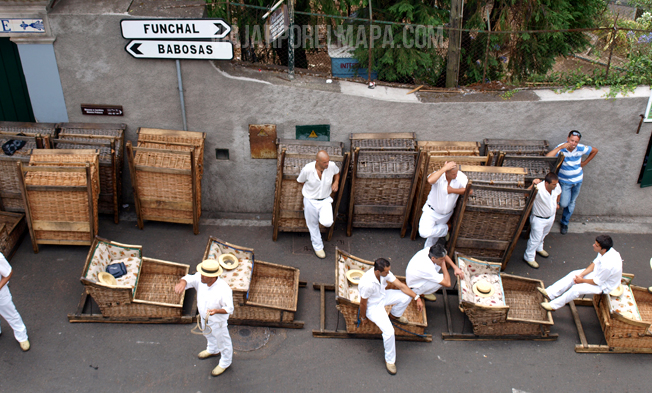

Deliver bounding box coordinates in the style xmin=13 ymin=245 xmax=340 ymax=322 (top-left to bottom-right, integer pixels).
xmin=406 ymin=241 xmax=463 ymax=302
xmin=539 ymin=234 xmax=622 ymax=311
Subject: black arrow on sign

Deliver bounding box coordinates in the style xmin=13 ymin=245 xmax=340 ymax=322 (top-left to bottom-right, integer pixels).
xmin=130 ymin=43 xmax=143 ymax=55
xmin=214 ymin=23 xmax=226 ymax=36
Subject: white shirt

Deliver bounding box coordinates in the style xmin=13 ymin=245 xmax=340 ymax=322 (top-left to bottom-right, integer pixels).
xmin=406 ymin=248 xmax=443 ymax=291
xmin=0 ymin=253 xmax=11 ymax=278
xmin=297 ymin=161 xmax=340 ymax=200
xmin=531 ymin=181 xmax=562 ymax=218
xmin=591 ymin=248 xmax=623 ymax=294
xmin=426 ymin=171 xmax=468 ymax=215
xmin=358 ymin=268 xmax=397 ymax=307
xmin=182 ymin=272 xmax=234 ymax=325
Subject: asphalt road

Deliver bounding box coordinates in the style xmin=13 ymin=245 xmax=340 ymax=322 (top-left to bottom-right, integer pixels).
xmin=1 ymin=217 xmax=651 ymax=393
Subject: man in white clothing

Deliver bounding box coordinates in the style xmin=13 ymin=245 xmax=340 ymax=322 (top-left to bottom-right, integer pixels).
xmin=0 ymin=253 xmax=29 ymax=351
xmin=175 ymin=259 xmax=234 ymax=376
xmin=523 ymin=172 xmax=562 ymax=269
xmin=358 ymin=258 xmax=423 ymax=375
xmin=540 ymin=235 xmax=622 ymax=311
xmin=297 ymin=150 xmax=340 ymax=259
xmin=406 ymin=242 xmax=463 ymax=301
xmin=419 ymin=161 xmax=468 ymax=249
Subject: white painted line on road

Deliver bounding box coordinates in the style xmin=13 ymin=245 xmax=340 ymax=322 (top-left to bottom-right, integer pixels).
xmin=340 ymin=81 xmax=419 ymax=103
xmin=534 ymin=85 xmax=650 ymax=101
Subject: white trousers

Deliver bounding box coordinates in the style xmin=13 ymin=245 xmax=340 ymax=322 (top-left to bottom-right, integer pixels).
xmin=524 ymin=215 xmax=554 ymax=261
xmin=365 ymin=289 xmax=412 ymax=364
xmin=303 ymin=197 xmax=334 ymax=252
xmin=204 ymin=320 xmax=233 ymax=369
xmin=419 ymin=206 xmax=452 ymax=249
xmin=411 ymin=281 xmax=442 ymax=296
xmin=0 ymin=285 xmax=28 ymax=342
xmin=546 ymin=269 xmax=602 ymax=310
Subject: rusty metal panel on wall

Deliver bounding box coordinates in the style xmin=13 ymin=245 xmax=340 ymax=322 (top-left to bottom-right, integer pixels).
xmin=249 ymin=124 xmax=277 ymax=159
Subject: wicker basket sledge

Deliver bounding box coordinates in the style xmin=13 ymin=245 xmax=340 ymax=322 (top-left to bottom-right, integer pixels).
xmin=350 ymin=132 xmax=417 ymax=153
xmin=448 ymin=182 xmax=536 ymax=270
xmin=497 ymin=154 xmax=564 ymax=187
xmin=417 ymin=140 xmax=481 ymax=156
xmin=272 ymin=139 xmax=350 ymax=241
xmin=202 ymin=237 xmax=302 ymax=327
xmin=456 ymin=254 xmax=553 ymax=337
xmin=0 ymin=121 xmax=57 ymax=148
xmin=334 ymin=248 xmax=427 ymax=335
xmin=78 ymin=237 xmax=189 ymax=320
xmin=126 ymin=128 xmax=205 ymax=235
xmin=410 ymin=153 xmax=492 ymax=241
xmin=0 ymin=211 xmax=26 ymax=260
xmin=347 ymin=147 xmax=421 ymax=236
xmin=460 ymin=165 xmax=527 ymax=188
xmin=55 ymin=123 xmax=126 ymax=223
xmin=17 ymin=149 xmax=100 ymax=253
xmin=483 ymin=139 xmax=550 ymax=165
xmin=590 ymin=274 xmax=652 ymax=349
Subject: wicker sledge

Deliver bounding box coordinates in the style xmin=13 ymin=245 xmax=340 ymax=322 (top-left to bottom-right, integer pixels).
xmin=483 ymin=139 xmax=550 ymax=165
xmin=448 ymin=181 xmax=536 ymax=270
xmin=272 ymin=139 xmax=350 ymax=242
xmin=350 ymin=132 xmax=417 ymax=153
xmin=0 ymin=211 xmax=26 ymax=260
xmin=126 ymin=128 xmax=205 ymax=235
xmin=55 ymin=123 xmax=126 ymax=223
xmin=572 ymin=274 xmax=652 ymax=353
xmin=68 ymin=237 xmax=192 ymax=323
xmin=17 ymin=149 xmax=100 ymax=253
xmin=445 ymin=255 xmax=555 ymax=339
xmin=410 ymin=153 xmax=492 ymax=241
xmin=202 ymin=237 xmax=303 ymax=328
xmin=497 ymin=154 xmax=564 ymax=187
xmin=417 ymin=140 xmax=481 ymax=156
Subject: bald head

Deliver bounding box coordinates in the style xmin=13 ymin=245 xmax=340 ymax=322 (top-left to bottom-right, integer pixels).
xmin=316 ymin=150 xmax=330 ymax=171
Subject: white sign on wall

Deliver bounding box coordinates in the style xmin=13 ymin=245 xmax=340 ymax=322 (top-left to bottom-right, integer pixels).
xmin=121 ymin=19 xmax=231 ymax=39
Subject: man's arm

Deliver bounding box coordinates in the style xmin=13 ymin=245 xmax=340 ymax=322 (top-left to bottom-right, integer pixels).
xmin=438 ymin=259 xmax=452 ymax=288
xmin=0 ymin=270 xmax=12 ymax=291
xmin=331 ymin=173 xmax=340 ymax=193
xmin=174 ymin=278 xmax=187 ymax=294
xmin=427 ymin=161 xmax=456 ymax=185
xmin=444 ymin=255 xmax=464 ymax=279
xmin=574 ymin=262 xmax=596 ymax=285
xmin=359 ymin=297 xmax=368 ymax=321
xmin=446 ymin=186 xmax=466 ymax=195
xmin=390 ymin=278 xmax=423 ymax=311
xmin=581 ymin=147 xmax=598 ymax=168
xmin=527 ymin=178 xmax=542 ymax=191
xmin=546 ymin=143 xmax=571 ymax=157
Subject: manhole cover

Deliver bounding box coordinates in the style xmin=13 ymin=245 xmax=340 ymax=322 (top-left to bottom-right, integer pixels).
xmin=228 ymin=326 xmax=270 ymax=352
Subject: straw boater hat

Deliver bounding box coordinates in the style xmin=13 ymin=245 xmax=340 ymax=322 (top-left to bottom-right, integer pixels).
xmin=98 ymin=272 xmax=117 ymax=286
xmin=197 ymin=259 xmax=223 ymax=277
xmin=610 ymin=284 xmax=625 ymax=297
xmin=472 ymin=280 xmax=495 ymax=297
xmin=218 ymin=253 xmax=239 ymax=270
xmin=346 ymin=269 xmax=364 ymax=285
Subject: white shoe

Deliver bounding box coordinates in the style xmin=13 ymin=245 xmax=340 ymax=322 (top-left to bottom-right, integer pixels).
xmin=315 ymin=249 xmax=326 ymax=259
xmin=20 ymin=340 xmax=30 ymax=352
xmin=540 ymin=302 xmax=554 ymax=311
xmin=423 ymin=294 xmax=437 ymax=301
xmin=198 ymin=350 xmax=219 ymax=359
xmin=211 ymin=365 xmax=227 ymax=376
xmin=537 ymin=250 xmax=549 ymax=258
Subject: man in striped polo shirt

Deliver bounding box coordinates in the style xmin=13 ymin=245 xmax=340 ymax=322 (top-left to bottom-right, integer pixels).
xmin=546 ymin=130 xmax=598 ymax=234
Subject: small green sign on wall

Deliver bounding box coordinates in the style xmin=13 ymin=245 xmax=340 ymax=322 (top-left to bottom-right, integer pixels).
xmin=296 ymin=124 xmax=330 ymax=141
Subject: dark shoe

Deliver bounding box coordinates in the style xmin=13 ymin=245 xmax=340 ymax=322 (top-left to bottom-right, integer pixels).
xmin=560 ymin=224 xmax=568 ymax=235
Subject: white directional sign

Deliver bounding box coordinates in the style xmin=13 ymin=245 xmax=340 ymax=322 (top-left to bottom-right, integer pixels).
xmin=121 ymin=19 xmax=231 ymax=39
xmin=125 ymin=40 xmax=234 ymax=60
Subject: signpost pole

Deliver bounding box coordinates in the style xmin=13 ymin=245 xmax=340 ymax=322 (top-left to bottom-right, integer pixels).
xmin=176 ymin=60 xmax=188 ymax=131
xmin=288 ymin=0 xmax=295 ymax=80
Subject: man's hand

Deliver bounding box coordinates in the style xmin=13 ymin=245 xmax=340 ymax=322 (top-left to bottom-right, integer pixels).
xmin=174 ymin=279 xmax=187 ymax=294
xmin=416 ymin=298 xmax=423 ymax=312
xmin=533 ymin=179 xmax=542 ymax=185
xmin=453 ymin=267 xmax=464 ymax=279
xmin=443 ymin=161 xmax=457 ymax=172
xmin=573 ymin=275 xmax=585 ymax=284
xmin=331 ymin=182 xmax=339 ymax=193
xmin=560 ymin=142 xmax=573 ymax=150
xmin=557 ymin=204 xmax=560 ymax=210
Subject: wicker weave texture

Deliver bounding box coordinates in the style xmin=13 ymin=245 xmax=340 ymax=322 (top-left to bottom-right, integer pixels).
xmin=418 ymin=141 xmax=480 ymax=155
xmin=484 ymin=139 xmax=549 ymax=165
xmin=0 ymin=157 xmax=30 ymax=211
xmin=353 ymin=178 xmax=413 ymax=206
xmin=356 ymin=152 xmax=416 ymax=176
xmin=247 ymin=263 xmax=297 ymax=311
xmin=466 ymin=189 xmax=527 ymax=209
xmin=458 ymin=211 xmax=521 ymax=241
xmin=137 ymin=129 xmax=205 ymax=179
xmin=597 ymin=289 xmax=652 ymax=348
xmin=277 ymin=141 xmax=343 ymax=156
xmin=351 ymin=137 xmax=416 ymax=151
xmin=0 ymin=212 xmax=25 ymax=258
xmin=464 ymin=171 xmax=525 ymax=188
xmin=338 ymin=301 xmax=426 ymax=335
xmin=503 ymin=276 xmax=549 ymax=321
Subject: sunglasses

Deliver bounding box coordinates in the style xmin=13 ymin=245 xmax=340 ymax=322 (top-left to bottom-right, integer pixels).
xmin=569 ymin=130 xmax=582 ymax=138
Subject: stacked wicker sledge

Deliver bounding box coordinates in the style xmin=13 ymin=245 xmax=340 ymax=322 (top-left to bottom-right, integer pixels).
xmin=17 ymin=149 xmax=100 ymax=253
xmin=202 ymin=236 xmax=303 ymax=328
xmin=410 ymin=141 xmax=490 ymax=240
xmin=448 ymin=165 xmax=536 ymax=270
xmin=69 ymin=236 xmax=191 ymax=323
xmin=348 ymin=133 xmax=420 ymax=237
xmin=0 ymin=122 xmax=57 ymax=212
xmin=53 ymin=123 xmax=126 ymax=223
xmin=126 ymin=128 xmax=205 ymax=234
xmin=272 ymin=139 xmax=349 ymax=241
